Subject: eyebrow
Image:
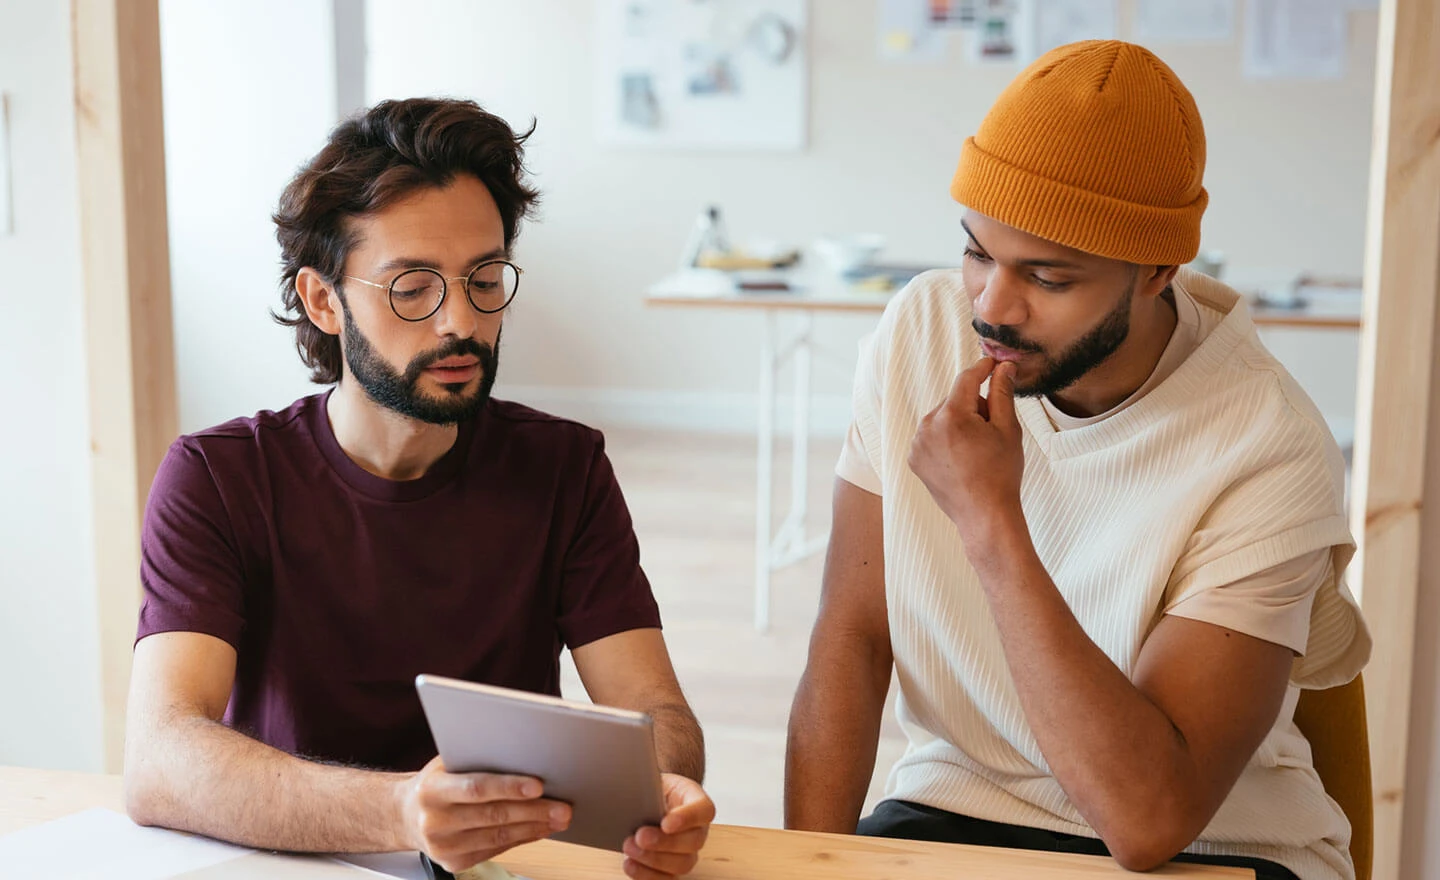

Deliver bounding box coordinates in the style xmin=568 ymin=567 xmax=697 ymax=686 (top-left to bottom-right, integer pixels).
xmin=372 ymin=247 xmax=507 ymax=278
xmin=961 ymin=220 xmax=1085 ymax=270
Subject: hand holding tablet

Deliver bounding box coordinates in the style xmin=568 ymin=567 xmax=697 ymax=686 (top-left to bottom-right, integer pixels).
xmin=414 ymin=674 xmax=713 ymax=878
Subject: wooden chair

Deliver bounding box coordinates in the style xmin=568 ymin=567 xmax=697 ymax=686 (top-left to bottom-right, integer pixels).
xmin=1293 ymin=675 xmax=1372 ymax=880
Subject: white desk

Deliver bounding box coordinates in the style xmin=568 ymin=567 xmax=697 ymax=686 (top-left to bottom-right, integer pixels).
xmin=647 ymin=269 xmax=892 ymax=632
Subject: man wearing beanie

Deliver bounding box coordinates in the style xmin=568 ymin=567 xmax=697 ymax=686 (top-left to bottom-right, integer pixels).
xmin=785 ymin=41 xmax=1369 ymax=880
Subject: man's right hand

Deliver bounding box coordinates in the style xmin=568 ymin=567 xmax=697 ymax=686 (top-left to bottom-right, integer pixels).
xmin=399 ymin=756 xmax=572 ymax=872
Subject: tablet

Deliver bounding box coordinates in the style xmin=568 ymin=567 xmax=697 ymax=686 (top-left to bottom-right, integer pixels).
xmin=414 ymin=674 xmax=666 ymax=853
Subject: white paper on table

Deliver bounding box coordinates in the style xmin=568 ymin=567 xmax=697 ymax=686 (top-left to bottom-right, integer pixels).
xmin=335 ymin=853 xmax=533 ymax=880
xmin=1134 ymin=0 xmax=1235 ymax=42
xmin=0 ymin=808 xmax=254 ymax=880
xmin=1031 ymin=0 xmax=1116 ymax=59
xmin=1243 ymin=0 xmax=1348 ymax=80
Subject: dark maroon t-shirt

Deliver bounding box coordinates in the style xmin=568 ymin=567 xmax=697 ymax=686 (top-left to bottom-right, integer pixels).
xmin=137 ymin=392 xmax=661 ymax=771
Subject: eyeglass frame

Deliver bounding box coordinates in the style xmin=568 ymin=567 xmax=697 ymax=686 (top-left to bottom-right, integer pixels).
xmin=340 ymin=259 xmax=524 ymax=322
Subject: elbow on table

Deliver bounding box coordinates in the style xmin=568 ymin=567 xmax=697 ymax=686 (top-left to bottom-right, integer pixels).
xmin=122 ymin=760 xmax=169 ymax=828
xmin=1101 ymin=817 xmax=1200 ymax=873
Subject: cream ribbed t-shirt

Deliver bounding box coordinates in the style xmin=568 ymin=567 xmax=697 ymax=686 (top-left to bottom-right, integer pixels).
xmin=836 ymin=268 xmax=1371 ymax=880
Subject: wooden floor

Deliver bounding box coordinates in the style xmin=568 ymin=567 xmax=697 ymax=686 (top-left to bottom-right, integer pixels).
xmin=557 ymin=428 xmax=908 ymax=830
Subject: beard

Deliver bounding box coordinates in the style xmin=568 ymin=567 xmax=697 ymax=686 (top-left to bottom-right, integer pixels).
xmin=972 ymin=287 xmax=1132 ymax=398
xmin=339 ymin=307 xmax=499 ymax=425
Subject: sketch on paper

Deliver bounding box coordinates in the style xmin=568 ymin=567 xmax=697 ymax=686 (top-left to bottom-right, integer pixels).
xmin=1134 ymin=0 xmax=1235 ymax=43
xmin=596 ymin=0 xmax=808 ymax=150
xmin=1032 ymin=0 xmax=1116 ymax=58
xmin=965 ymin=0 xmax=1031 ymax=64
xmin=928 ymin=0 xmax=979 ymax=27
xmin=878 ymin=0 xmax=949 ymax=62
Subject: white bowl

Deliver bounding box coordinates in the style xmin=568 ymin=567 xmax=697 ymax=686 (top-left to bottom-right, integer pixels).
xmin=814 ymin=234 xmax=886 ymax=276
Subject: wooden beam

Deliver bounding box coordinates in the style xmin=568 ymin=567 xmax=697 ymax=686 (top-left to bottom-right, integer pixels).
xmin=72 ymin=0 xmax=177 ymax=773
xmin=1349 ymin=0 xmax=1440 ymax=877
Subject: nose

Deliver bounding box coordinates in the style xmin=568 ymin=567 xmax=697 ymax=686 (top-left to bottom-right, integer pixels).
xmin=432 ymin=276 xmax=480 ymax=339
xmin=971 ymin=266 xmax=1028 ymax=328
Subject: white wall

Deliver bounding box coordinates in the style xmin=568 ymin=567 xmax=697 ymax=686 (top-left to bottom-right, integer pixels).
xmin=159 ymin=0 xmax=338 ymax=433
xmin=0 ymin=2 xmax=105 ymax=771
xmin=365 ymin=0 xmax=1375 ymax=437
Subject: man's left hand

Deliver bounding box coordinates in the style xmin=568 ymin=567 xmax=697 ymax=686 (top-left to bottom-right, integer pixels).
xmin=621 ymin=773 xmax=715 ymax=879
xmin=908 ymin=357 xmax=1025 ymax=546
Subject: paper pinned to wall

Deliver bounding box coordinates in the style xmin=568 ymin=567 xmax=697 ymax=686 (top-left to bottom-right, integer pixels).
xmin=595 ymin=0 xmax=808 ymax=150
xmin=964 ymin=0 xmax=1034 ymax=65
xmin=1134 ymin=0 xmax=1235 ymax=43
xmin=877 ymin=0 xmax=948 ymax=62
xmin=1032 ymin=0 xmax=1116 ymax=59
xmin=1243 ymin=0 xmax=1348 ymax=80
xmin=927 ymin=0 xmax=981 ymax=27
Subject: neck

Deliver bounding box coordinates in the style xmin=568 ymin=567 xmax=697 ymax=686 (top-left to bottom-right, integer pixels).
xmin=1048 ymin=289 xmax=1178 ymax=418
xmin=326 ymin=380 xmax=459 ymax=480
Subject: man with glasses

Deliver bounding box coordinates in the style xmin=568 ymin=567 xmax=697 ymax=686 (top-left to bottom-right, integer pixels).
xmin=123 ymin=98 xmax=714 ymax=880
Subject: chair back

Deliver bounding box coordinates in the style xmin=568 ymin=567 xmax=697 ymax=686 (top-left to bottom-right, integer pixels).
xmin=1293 ymin=675 xmax=1372 ymax=880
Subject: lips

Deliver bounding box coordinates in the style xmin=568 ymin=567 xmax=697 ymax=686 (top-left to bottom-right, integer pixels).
xmin=980 ymin=340 xmax=1029 ymax=363
xmin=428 ymin=357 xmax=479 ymax=369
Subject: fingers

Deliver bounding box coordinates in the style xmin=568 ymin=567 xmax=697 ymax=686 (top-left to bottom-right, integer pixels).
xmin=659 ymin=778 xmax=716 ymax=834
xmin=425 ymin=771 xmax=544 ymax=804
xmin=422 ymin=797 xmax=570 ymax=836
xmin=945 ymin=357 xmax=996 ymax=415
xmin=986 ymin=361 xmax=1018 ymax=430
xmin=622 ymin=841 xmax=701 ymax=879
xmin=429 ymin=820 xmax=555 ymax=872
xmin=633 ymin=824 xmax=709 ymax=854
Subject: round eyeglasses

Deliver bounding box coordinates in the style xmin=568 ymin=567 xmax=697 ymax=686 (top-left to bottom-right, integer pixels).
xmin=342 ymin=260 xmax=522 ymax=322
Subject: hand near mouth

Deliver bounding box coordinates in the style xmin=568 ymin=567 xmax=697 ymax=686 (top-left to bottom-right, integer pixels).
xmin=907 ymin=356 xmax=1028 ymax=549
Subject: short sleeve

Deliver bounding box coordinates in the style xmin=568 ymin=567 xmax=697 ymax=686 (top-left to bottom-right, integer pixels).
xmin=137 ymin=440 xmax=248 ymax=649
xmin=1165 ymin=549 xmax=1326 ymax=655
xmin=836 ymin=422 xmax=882 ymax=496
xmin=837 ymin=331 xmax=885 ymax=495
xmin=556 ymin=434 xmax=663 ymax=650
xmin=1162 ymin=413 xmax=1370 ymax=689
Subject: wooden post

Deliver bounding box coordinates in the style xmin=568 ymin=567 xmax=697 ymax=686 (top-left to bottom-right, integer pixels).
xmin=1349 ymin=0 xmax=1440 ymax=877
xmin=72 ymin=0 xmax=177 ymax=773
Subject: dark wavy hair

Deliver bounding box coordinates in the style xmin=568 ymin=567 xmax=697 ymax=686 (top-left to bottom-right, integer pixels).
xmin=273 ymin=98 xmax=540 ymax=384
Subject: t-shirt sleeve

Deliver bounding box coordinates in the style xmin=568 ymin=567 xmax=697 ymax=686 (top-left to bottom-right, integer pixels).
xmin=836 ymin=421 xmax=882 ymax=496
xmin=1162 ymin=413 xmax=1371 ymax=689
xmin=1165 ymin=549 xmax=1326 ymax=655
xmin=836 ymin=331 xmax=885 ymax=495
xmin=137 ymin=439 xmax=248 ymax=649
xmin=556 ymin=433 xmax=662 ymax=650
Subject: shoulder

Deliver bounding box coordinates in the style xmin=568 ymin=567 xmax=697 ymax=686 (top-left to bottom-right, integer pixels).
xmin=156 ymin=398 xmax=318 ymax=498
xmin=482 ymin=398 xmax=608 ymax=461
xmin=177 ymin=394 xmax=319 ymax=455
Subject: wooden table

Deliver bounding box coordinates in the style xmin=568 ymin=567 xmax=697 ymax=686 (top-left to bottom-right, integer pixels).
xmin=0 ymin=765 xmax=1248 ymax=878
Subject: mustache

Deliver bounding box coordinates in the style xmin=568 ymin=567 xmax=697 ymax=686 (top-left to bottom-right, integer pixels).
xmin=971 ymin=318 xmax=1043 ymax=353
xmin=403 ymin=337 xmax=492 ymax=383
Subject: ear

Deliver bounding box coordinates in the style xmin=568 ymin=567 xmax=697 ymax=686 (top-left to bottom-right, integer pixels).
xmin=1137 ymin=264 xmax=1181 ymax=299
xmin=296 ymin=267 xmax=344 ymax=336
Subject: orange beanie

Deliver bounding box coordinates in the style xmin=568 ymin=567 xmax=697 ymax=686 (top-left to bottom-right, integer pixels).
xmin=951 ymin=40 xmax=1207 ymax=265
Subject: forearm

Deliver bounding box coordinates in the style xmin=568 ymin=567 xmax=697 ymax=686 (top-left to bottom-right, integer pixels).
xmin=783 ymin=638 xmax=890 ymax=833
xmin=969 ymin=521 xmax=1204 ymax=852
xmin=125 ymin=712 xmax=412 ymax=853
xmin=649 ymin=701 xmax=706 ymax=783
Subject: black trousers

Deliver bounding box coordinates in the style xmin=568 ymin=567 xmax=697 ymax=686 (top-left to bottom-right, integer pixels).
xmin=858 ymin=799 xmax=1302 ymax=880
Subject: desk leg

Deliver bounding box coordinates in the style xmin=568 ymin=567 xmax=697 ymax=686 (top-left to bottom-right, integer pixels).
xmin=790 ymin=311 xmax=812 ymax=544
xmin=755 ymin=310 xmax=776 ymax=633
